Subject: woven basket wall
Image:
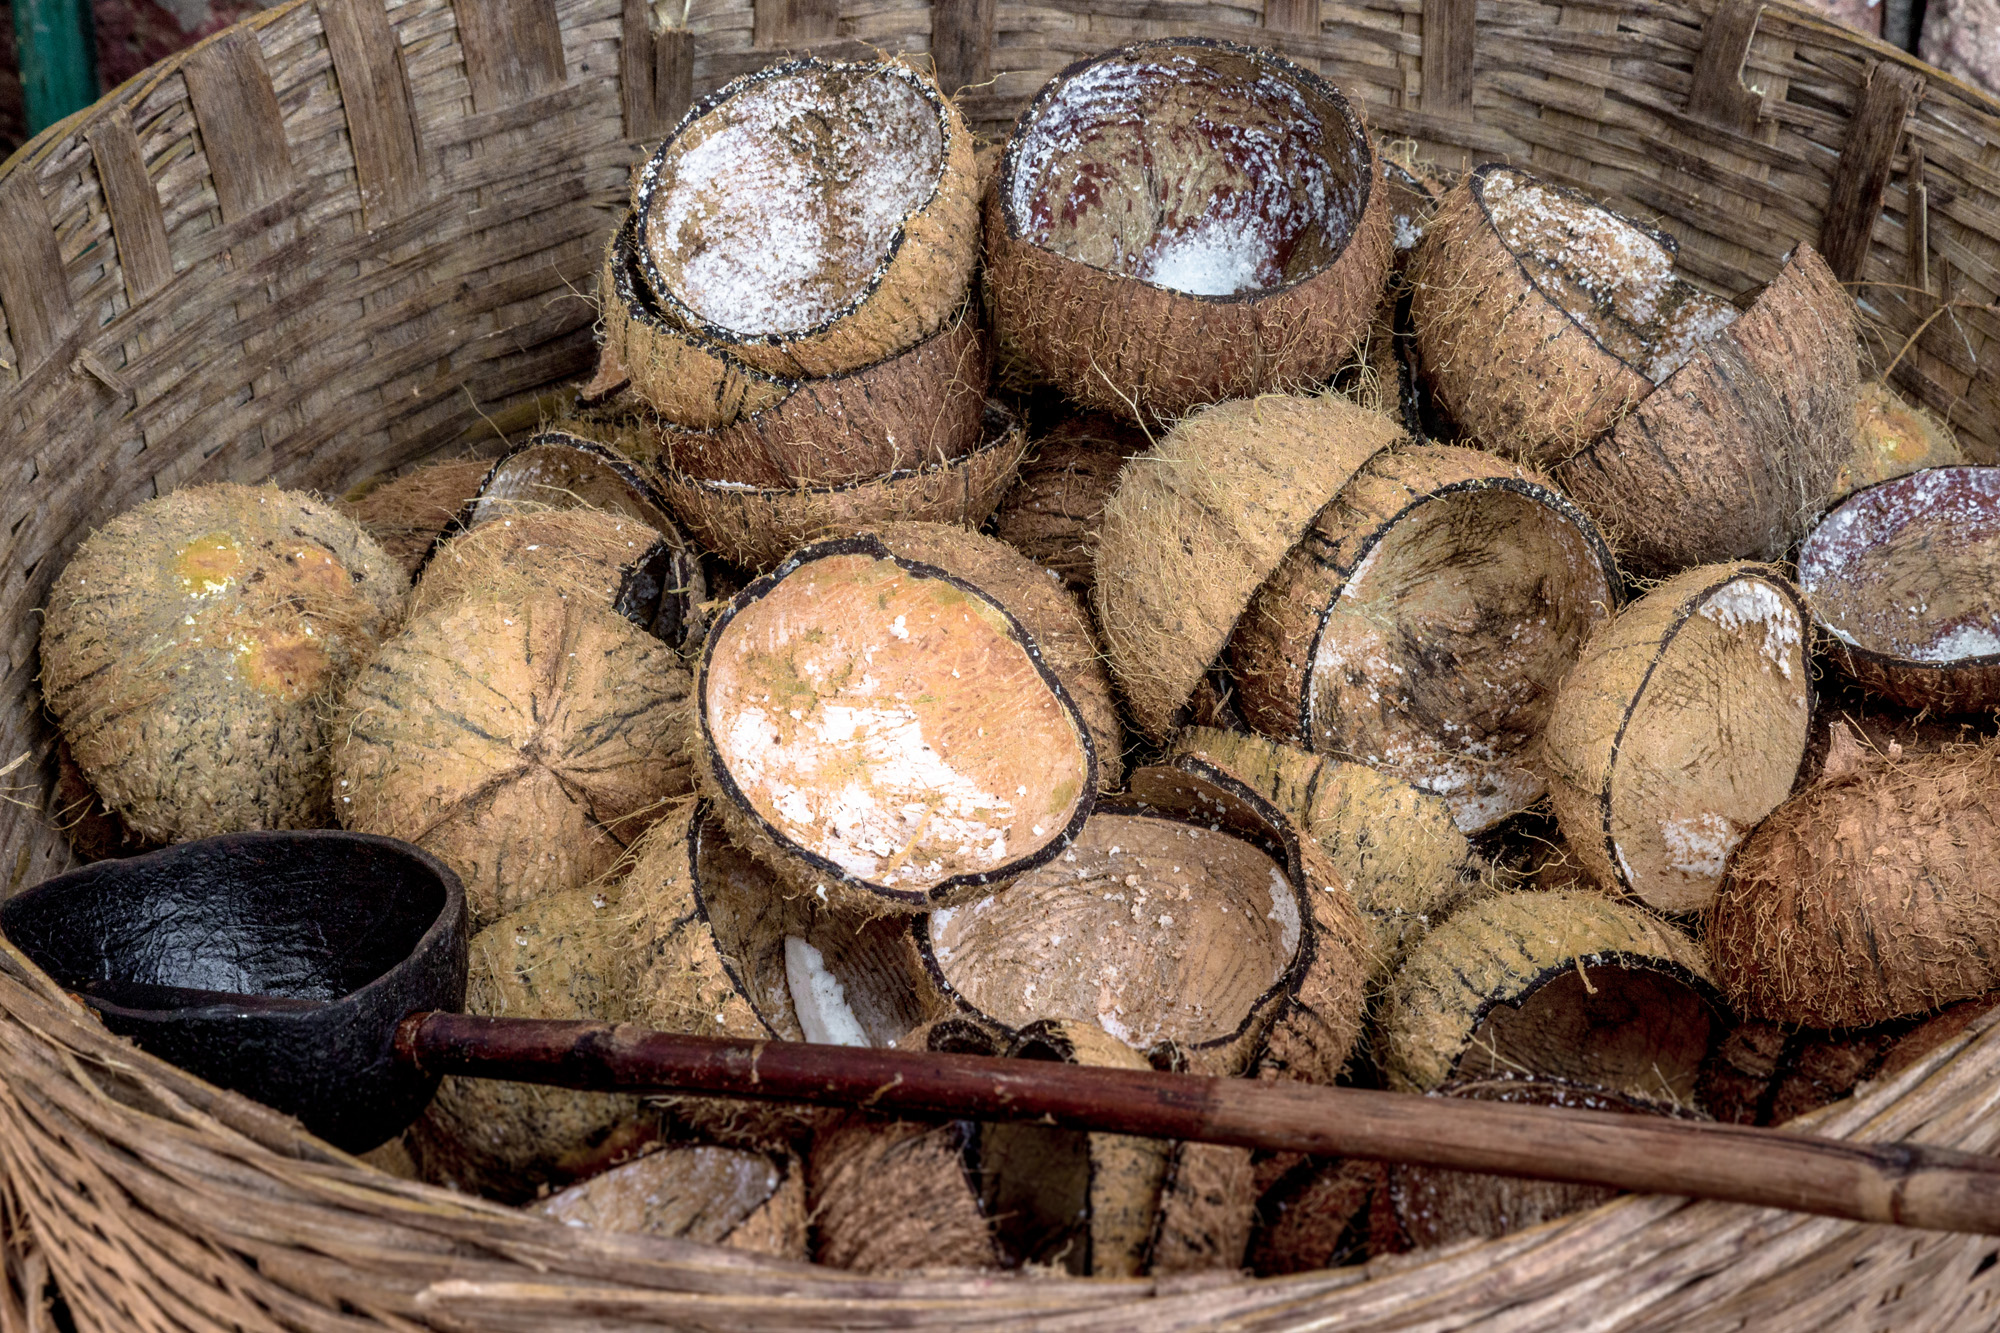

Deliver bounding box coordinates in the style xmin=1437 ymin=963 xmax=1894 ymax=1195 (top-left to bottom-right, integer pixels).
xmin=0 ymin=0 xmax=1999 ymax=1327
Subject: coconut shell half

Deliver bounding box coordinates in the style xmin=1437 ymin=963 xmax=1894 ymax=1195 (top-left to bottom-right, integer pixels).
xmin=988 ymin=412 xmax=1151 ymax=596
xmin=985 ymin=39 xmax=1392 ymax=424
xmin=1798 ymin=467 xmax=2000 ymax=714
xmin=336 ymin=456 xmax=493 ymax=576
xmin=632 ymin=58 xmax=979 ymax=380
xmin=1835 ymin=380 xmax=1964 ymax=499
xmin=1093 ymin=394 xmax=1406 ymax=740
xmin=1231 ymin=443 xmax=1619 ymax=834
xmin=533 ymin=1144 xmax=808 ymax=1259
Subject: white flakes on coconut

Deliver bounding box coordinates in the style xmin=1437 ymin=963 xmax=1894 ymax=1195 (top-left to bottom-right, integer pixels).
xmin=1696 ymin=577 xmax=1801 ymax=678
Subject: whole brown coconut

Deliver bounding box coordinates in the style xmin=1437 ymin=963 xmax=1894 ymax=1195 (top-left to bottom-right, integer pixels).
xmin=984 ymin=39 xmax=1393 ymax=424
xmin=988 ymin=412 xmax=1151 ymax=595
xmin=336 ymin=456 xmax=492 ymax=575
xmin=534 ymin=1144 xmax=808 ymax=1259
xmin=1539 ymin=563 xmax=1812 ymax=914
xmin=1708 ymin=739 xmax=2000 ymax=1029
xmin=40 ymin=484 xmax=406 ymax=844
xmin=1835 ymin=380 xmax=1964 ymax=499
xmin=695 ymin=527 xmax=1106 ymax=914
xmin=334 ymin=588 xmax=693 ymax=929
xmin=1231 ymin=443 xmax=1619 ymax=834
xmin=1798 ymin=467 xmax=2000 ymax=714
xmin=630 ymin=58 xmax=978 ymax=383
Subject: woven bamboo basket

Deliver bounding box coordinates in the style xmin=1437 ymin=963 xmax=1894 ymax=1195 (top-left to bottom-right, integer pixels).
xmin=2 ymin=0 xmax=2000 ymax=1327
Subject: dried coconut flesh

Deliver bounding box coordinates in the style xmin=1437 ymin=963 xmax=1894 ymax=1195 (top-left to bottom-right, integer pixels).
xmin=534 ymin=1145 xmax=806 ymax=1258
xmin=698 ymin=533 xmax=1096 ymax=910
xmin=1232 ymin=445 xmax=1618 ymax=833
xmin=1539 ymin=564 xmax=1811 ymax=914
xmin=1798 ymin=467 xmax=2000 ymax=713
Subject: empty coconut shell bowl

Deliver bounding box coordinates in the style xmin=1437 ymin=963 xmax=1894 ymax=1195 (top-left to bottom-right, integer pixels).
xmin=20 ymin=37 xmax=2000 ymax=1305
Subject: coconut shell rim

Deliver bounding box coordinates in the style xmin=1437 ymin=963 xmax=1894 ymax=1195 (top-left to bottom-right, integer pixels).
xmin=685 ymin=806 xmax=785 ymax=1041
xmin=606 ymin=215 xmax=791 ymax=394
xmin=994 ymin=36 xmax=1378 ymax=305
xmin=453 ymin=431 xmax=687 ymax=543
xmin=631 ymin=56 xmax=959 ymax=350
xmin=694 ymin=531 xmax=1100 ymax=909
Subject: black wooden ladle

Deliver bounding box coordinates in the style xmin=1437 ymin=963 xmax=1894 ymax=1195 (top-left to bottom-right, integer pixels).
xmin=7 ymin=831 xmax=2000 ymax=1237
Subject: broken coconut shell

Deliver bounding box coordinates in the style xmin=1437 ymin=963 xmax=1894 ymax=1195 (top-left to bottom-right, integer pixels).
xmin=533 ymin=1144 xmax=808 ymax=1259
xmin=1231 ymin=442 xmax=1620 ymax=834
xmin=1375 ymin=888 xmax=1722 ymax=1103
xmin=1798 ymin=466 xmax=2000 ymax=715
xmin=336 ymin=456 xmax=493 ymax=576
xmin=1093 ymin=393 xmax=1406 ymax=741
xmin=695 ymin=528 xmax=1105 ymax=915
xmin=40 ymin=483 xmax=406 ymax=844
xmin=988 ymin=412 xmax=1151 ymax=596
xmin=1539 ymin=562 xmax=1812 ymax=914
xmin=631 ymin=57 xmax=979 ymax=382
xmin=1834 ymin=380 xmax=1964 ymax=499
xmin=1707 ymin=738 xmax=2000 ymax=1029
xmin=984 ymin=39 xmax=1393 ymax=424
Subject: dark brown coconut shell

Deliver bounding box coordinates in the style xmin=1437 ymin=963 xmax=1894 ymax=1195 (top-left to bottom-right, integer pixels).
xmin=988 ymin=412 xmax=1151 ymax=596
xmin=1093 ymin=394 xmax=1406 ymax=741
xmin=654 ymin=401 xmax=1027 ymax=572
xmin=1835 ymin=380 xmax=1964 ymax=499
xmin=1695 ymin=1012 xmax=1951 ymax=1129
xmin=1539 ymin=563 xmax=1812 ymax=914
xmin=1707 ymin=738 xmax=2000 ymax=1028
xmin=631 ymin=57 xmax=979 ymax=381
xmin=533 ymin=1144 xmax=808 ymax=1259
xmin=695 ymin=530 xmax=1099 ymax=915
xmin=1230 ymin=443 xmax=1619 ymax=834
xmin=1798 ymin=467 xmax=2000 ymax=714
xmin=52 ymin=737 xmax=159 ymax=862
xmin=336 ymin=456 xmax=493 ymax=576
xmin=984 ymin=39 xmax=1393 ymax=424
xmin=1246 ymin=1155 xmax=1384 ymax=1276
xmin=39 ymin=483 xmax=407 ymax=844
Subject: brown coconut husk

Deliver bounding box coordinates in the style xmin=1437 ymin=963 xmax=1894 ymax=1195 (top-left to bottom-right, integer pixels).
xmin=1798 ymin=467 xmax=2000 ymax=715
xmin=1697 ymin=1016 xmax=1913 ymax=1128
xmin=1246 ymin=1155 xmax=1384 ymax=1276
xmin=336 ymin=455 xmax=493 ymax=575
xmin=40 ymin=483 xmax=406 ymax=844
xmin=1093 ymin=394 xmax=1406 ymax=741
xmin=333 ymin=587 xmax=694 ymax=929
xmin=1231 ymin=443 xmax=1619 ymax=834
xmin=1707 ymin=738 xmax=2000 ymax=1028
xmin=984 ymin=40 xmax=1392 ymax=425
xmin=1835 ymin=380 xmax=1964 ymax=498
xmin=695 ymin=529 xmax=1101 ymax=915
xmin=988 ymin=412 xmax=1151 ymax=596
xmin=630 ymin=58 xmax=979 ymax=382
xmin=411 ymin=509 xmax=676 ymax=636
xmin=1538 ymin=563 xmax=1812 ymax=914
xmin=654 ymin=400 xmax=1028 ymax=572
xmin=533 ymin=1144 xmax=808 ymax=1259
xmin=1375 ymin=888 xmax=1721 ymax=1102
xmin=51 ymin=737 xmax=159 ymax=862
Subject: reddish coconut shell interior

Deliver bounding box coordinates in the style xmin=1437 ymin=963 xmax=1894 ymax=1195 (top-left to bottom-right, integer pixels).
xmin=706 ymin=551 xmax=1089 ymax=895
xmin=535 ymin=1144 xmax=781 ymax=1241
xmin=1476 ymin=169 xmax=1738 ymax=385
xmin=644 ymin=65 xmax=944 ymax=336
xmin=1609 ymin=576 xmax=1809 ymax=912
xmin=1306 ymin=486 xmax=1612 ymax=833
xmin=1006 ymin=45 xmax=1367 ymax=297
xmin=1799 ymin=467 xmax=2000 ymax=664
xmin=927 ymin=811 xmax=1298 ymax=1048
xmin=1454 ymin=967 xmax=1715 ymax=1103
xmin=469 ymin=443 xmax=670 ymax=531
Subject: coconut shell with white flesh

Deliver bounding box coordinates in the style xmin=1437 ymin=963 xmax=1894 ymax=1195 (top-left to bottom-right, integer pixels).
xmin=631 ymin=58 xmax=979 ymax=382
xmin=654 ymin=401 xmax=1028 ymax=572
xmin=1835 ymin=381 xmax=1964 ymax=499
xmin=989 ymin=412 xmax=1152 ymax=596
xmin=1231 ymin=443 xmax=1619 ymax=835
xmin=336 ymin=456 xmax=492 ymax=576
xmin=533 ymin=1144 xmax=808 ymax=1259
xmin=984 ymin=39 xmax=1392 ymax=424
xmin=1539 ymin=563 xmax=1811 ymax=914
xmin=1093 ymin=393 xmax=1405 ymax=741
xmin=1375 ymin=889 xmax=1722 ymax=1103
xmin=1798 ymin=467 xmax=2000 ymax=714
xmin=333 ymin=589 xmax=694 ymax=930
xmin=1707 ymin=738 xmax=2000 ymax=1029
xmin=40 ymin=484 xmax=407 ymax=844
xmin=696 ymin=529 xmax=1099 ymax=915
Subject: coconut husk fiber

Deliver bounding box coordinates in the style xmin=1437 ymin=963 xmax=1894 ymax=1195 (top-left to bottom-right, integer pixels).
xmin=1246 ymin=1154 xmax=1385 ymax=1276
xmin=1375 ymin=888 xmax=1721 ymax=1103
xmin=412 ymin=508 xmax=670 ymax=626
xmin=984 ymin=39 xmax=1392 ymax=424
xmin=336 ymin=455 xmax=492 ymax=576
xmin=1835 ymin=380 xmax=1964 ymax=499
xmin=1539 ymin=562 xmax=1811 ymax=914
xmin=40 ymin=483 xmax=407 ymax=845
xmin=1231 ymin=442 xmax=1619 ymax=834
xmin=1798 ymin=467 xmax=2000 ymax=715
xmin=988 ymin=412 xmax=1151 ymax=596
xmin=695 ymin=529 xmax=1100 ymax=916
xmin=533 ymin=1144 xmax=808 ymax=1260
xmin=1707 ymin=737 xmax=2000 ymax=1029
xmin=1093 ymin=393 xmax=1405 ymax=741
xmin=333 ymin=585 xmax=694 ymax=929
xmin=631 ymin=57 xmax=979 ymax=382
xmin=654 ymin=401 xmax=1028 ymax=572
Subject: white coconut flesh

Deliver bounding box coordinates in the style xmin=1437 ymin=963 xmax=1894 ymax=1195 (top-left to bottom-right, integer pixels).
xmin=1005 ymin=46 xmax=1368 ymax=297
xmin=535 ymin=1144 xmax=782 ymax=1240
xmin=706 ymin=552 xmax=1091 ymax=896
xmin=927 ymin=812 xmax=1300 ymax=1049
xmin=1799 ymin=467 xmax=2000 ymax=664
xmin=1608 ymin=576 xmax=1808 ymax=912
xmin=468 ymin=441 xmax=670 ymax=531
xmin=644 ymin=65 xmax=945 ymax=336
xmin=1477 ymin=169 xmax=1739 ymax=385
xmin=1306 ymin=486 xmax=1613 ymax=833
xmin=1454 ymin=966 xmax=1716 ymax=1103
